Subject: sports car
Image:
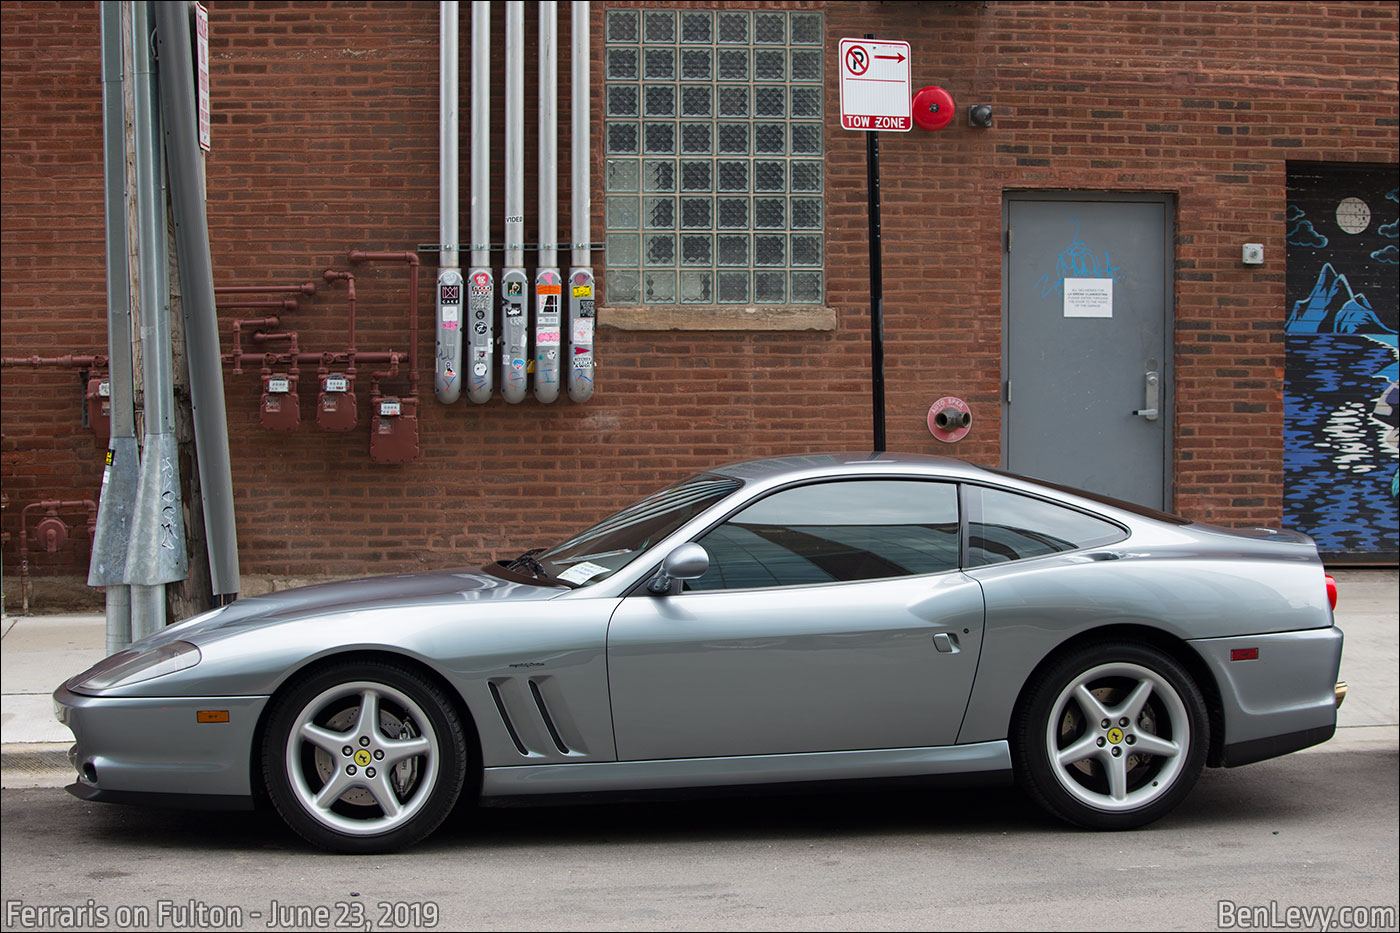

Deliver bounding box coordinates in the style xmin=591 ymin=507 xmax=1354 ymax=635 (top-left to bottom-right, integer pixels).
xmin=54 ymin=453 xmax=1346 ymax=852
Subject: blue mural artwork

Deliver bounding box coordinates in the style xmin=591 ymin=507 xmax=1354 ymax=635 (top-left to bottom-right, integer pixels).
xmin=1284 ymin=167 xmax=1399 ymax=558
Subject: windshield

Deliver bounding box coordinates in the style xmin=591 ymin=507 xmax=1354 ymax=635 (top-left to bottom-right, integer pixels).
xmin=533 ymin=473 xmax=743 ymax=587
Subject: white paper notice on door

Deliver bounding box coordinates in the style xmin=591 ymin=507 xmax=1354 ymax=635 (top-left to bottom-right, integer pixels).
xmin=1063 ymin=278 xmax=1113 ymax=318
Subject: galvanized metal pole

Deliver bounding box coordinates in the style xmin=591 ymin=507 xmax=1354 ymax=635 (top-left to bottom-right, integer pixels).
xmin=500 ymin=1 xmax=528 ymax=404
xmin=127 ymin=0 xmax=187 ymax=640
xmin=91 ymin=0 xmax=139 ymax=654
xmin=566 ymin=0 xmax=595 ymax=404
xmin=465 ymin=0 xmax=494 ymax=404
xmin=154 ymin=0 xmax=239 ymax=605
xmin=435 ymin=1 xmax=464 ymax=404
xmin=533 ymin=0 xmax=561 ymax=403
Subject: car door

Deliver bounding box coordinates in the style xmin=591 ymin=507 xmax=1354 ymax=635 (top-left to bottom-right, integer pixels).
xmin=605 ymin=479 xmax=986 ymax=762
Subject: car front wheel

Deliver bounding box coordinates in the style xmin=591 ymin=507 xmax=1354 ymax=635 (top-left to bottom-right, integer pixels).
xmin=262 ymin=660 xmax=467 ymax=853
xmin=1013 ymin=642 xmax=1208 ymax=830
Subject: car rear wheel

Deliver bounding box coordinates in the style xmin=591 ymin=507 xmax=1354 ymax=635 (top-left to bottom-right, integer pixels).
xmin=262 ymin=660 xmax=467 ymax=853
xmin=1013 ymin=642 xmax=1208 ymax=830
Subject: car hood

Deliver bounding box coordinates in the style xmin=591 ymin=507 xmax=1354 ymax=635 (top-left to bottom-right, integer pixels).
xmin=150 ymin=567 xmax=564 ymax=648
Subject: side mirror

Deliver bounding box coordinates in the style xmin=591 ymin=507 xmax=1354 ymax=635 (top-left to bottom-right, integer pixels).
xmin=647 ymin=543 xmax=709 ymax=595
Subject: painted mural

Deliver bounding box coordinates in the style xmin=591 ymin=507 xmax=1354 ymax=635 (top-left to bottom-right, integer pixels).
xmin=1284 ymin=164 xmax=1399 ymax=558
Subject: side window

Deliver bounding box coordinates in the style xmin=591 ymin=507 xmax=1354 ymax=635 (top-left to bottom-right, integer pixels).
xmin=689 ymin=480 xmax=959 ymax=591
xmin=967 ymin=486 xmax=1126 ymax=566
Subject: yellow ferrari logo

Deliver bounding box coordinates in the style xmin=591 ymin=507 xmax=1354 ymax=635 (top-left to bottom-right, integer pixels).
xmin=354 ymin=749 xmax=372 ymax=767
xmin=1107 ymin=728 xmax=1124 ymax=745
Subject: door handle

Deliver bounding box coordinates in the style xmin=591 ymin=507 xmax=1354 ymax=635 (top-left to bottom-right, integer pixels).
xmin=1133 ymin=371 xmax=1160 ymax=421
xmin=933 ymin=633 xmax=959 ymax=653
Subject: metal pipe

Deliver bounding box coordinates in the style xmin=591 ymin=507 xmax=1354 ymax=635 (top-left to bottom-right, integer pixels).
xmin=155 ymin=0 xmax=239 ymax=604
xmin=538 ymin=2 xmax=558 ymax=273
xmin=1 ymin=355 xmax=108 ymax=368
xmin=534 ymin=0 xmax=561 ymax=403
xmin=126 ymin=0 xmax=186 ymax=639
xmin=436 ymin=0 xmax=463 ymax=404
xmin=322 ymin=269 xmax=358 ymax=364
xmin=214 ymin=283 xmax=317 ymax=296
xmin=215 ymin=299 xmax=298 ymax=311
xmin=90 ymin=0 xmax=137 ymax=648
xmin=347 ymin=250 xmax=420 ymax=397
xmin=566 ymin=0 xmax=594 ymax=404
xmin=466 ymin=0 xmax=494 ymax=404
xmin=501 ymin=1 xmax=528 ymax=404
xmin=570 ymin=1 xmax=590 ymax=272
xmin=225 ymin=351 xmax=401 ymax=368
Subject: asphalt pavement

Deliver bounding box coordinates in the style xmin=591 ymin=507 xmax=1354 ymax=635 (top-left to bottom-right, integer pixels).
xmin=2 ymin=570 xmax=1397 ymax=790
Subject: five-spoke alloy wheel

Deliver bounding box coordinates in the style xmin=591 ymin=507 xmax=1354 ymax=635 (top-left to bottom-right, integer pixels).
xmin=1014 ymin=642 xmax=1208 ymax=830
xmin=263 ymin=661 xmax=467 ymax=853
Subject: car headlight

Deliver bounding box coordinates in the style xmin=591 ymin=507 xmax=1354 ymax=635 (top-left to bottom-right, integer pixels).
xmin=74 ymin=641 xmax=202 ymax=691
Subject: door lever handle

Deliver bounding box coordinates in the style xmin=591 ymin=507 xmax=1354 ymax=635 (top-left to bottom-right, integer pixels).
xmin=1133 ymin=371 xmax=1161 ymax=421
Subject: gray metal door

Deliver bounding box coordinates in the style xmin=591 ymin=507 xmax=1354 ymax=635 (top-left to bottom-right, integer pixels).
xmin=1004 ymin=196 xmax=1172 ymax=509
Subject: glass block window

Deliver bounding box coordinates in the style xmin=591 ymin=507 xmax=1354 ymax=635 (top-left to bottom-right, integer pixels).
xmin=605 ymin=9 xmax=824 ymax=307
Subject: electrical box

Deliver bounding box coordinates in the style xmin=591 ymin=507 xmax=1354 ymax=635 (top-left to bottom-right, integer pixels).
xmin=260 ymin=373 xmax=300 ymax=431
xmin=85 ymin=376 xmax=111 ymax=441
xmin=316 ymin=373 xmax=357 ymax=432
xmin=369 ymin=395 xmax=419 ymax=464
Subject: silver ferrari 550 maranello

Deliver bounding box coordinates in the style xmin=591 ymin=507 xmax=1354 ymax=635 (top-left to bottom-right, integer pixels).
xmin=55 ymin=453 xmax=1346 ymax=852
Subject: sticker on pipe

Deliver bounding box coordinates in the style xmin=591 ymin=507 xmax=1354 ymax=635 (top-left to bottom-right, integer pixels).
xmin=927 ymin=396 xmax=972 ymax=443
xmin=572 ymin=319 xmax=594 ymax=344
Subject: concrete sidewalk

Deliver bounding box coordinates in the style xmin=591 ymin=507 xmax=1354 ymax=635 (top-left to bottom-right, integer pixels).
xmin=3 ymin=570 xmax=1397 ymax=789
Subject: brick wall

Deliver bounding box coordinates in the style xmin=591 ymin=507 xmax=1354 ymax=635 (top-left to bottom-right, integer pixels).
xmin=2 ymin=1 xmax=1396 ymax=595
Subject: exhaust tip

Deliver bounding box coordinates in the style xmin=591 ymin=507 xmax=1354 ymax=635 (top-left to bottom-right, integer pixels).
xmin=1335 ymin=681 xmax=1348 ymax=708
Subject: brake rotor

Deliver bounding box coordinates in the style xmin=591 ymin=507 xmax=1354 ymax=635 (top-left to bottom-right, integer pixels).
xmin=313 ymin=705 xmax=421 ymax=808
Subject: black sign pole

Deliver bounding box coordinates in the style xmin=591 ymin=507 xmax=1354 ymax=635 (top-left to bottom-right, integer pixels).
xmin=865 ymin=36 xmax=886 ymax=453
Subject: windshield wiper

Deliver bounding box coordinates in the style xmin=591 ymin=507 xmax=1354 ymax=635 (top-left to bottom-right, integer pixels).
xmin=505 ymin=548 xmax=550 ymax=579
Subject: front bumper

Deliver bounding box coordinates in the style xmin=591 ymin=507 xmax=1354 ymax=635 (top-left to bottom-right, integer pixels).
xmin=53 ymin=685 xmax=267 ymax=804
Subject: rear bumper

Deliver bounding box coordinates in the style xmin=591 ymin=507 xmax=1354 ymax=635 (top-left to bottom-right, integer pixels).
xmin=53 ymin=685 xmax=266 ymax=800
xmin=1189 ymin=625 xmax=1344 ymax=767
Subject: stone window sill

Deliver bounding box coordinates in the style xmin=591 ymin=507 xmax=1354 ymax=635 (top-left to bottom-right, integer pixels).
xmin=600 ymin=305 xmax=837 ymax=331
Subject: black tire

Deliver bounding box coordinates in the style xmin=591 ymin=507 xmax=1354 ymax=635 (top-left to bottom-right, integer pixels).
xmin=1012 ymin=641 xmax=1208 ymax=830
xmin=262 ymin=659 xmax=467 ymax=853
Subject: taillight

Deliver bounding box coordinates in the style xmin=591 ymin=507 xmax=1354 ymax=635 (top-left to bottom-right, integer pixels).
xmin=1325 ymin=574 xmax=1338 ymax=611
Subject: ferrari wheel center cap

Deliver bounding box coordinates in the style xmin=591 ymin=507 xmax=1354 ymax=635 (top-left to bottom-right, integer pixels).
xmin=1106 ymin=727 xmax=1125 ymax=745
xmin=354 ymin=748 xmax=372 ymax=767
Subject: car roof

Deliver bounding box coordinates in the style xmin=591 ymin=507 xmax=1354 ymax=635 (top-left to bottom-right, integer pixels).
xmin=707 ymin=451 xmax=995 ymax=483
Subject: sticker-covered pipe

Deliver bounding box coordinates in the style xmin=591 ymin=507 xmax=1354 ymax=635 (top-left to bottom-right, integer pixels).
xmin=500 ymin=1 xmax=528 ymax=404
xmin=533 ymin=1 xmax=561 ymax=403
xmin=466 ymin=0 xmax=494 ymax=404
xmin=566 ymin=0 xmax=594 ymax=403
xmin=436 ymin=0 xmax=463 ymax=404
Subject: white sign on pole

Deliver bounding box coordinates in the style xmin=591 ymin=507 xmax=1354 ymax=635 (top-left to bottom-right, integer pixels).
xmin=196 ymin=3 xmax=211 ymax=151
xmin=838 ymin=38 xmax=912 ymax=132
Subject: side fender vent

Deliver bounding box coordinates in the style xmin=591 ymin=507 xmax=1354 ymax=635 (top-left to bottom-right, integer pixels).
xmin=529 ymin=679 xmax=572 ymax=755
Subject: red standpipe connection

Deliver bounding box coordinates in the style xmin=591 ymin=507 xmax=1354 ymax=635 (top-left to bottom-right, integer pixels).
xmin=18 ymin=499 xmax=97 ymax=613
xmin=322 ymin=269 xmax=358 ymax=374
xmin=347 ymin=250 xmax=420 ymax=398
xmin=1 ymin=355 xmax=107 ymax=369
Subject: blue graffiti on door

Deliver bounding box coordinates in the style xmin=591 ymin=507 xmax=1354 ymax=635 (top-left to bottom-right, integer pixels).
xmin=1034 ymin=218 xmax=1124 ymax=298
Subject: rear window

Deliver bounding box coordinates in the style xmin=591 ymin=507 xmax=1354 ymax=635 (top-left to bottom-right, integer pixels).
xmin=967 ymin=485 xmax=1128 ymax=566
xmin=984 ymin=468 xmax=1192 ymax=525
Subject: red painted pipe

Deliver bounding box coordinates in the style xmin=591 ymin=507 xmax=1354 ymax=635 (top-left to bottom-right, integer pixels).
xmin=19 ymin=499 xmax=97 ymax=613
xmin=215 ymin=283 xmax=318 ymax=296
xmin=215 ymin=298 xmax=298 ymax=312
xmin=1 ymin=355 xmax=107 ymax=369
xmin=347 ymin=250 xmax=419 ymax=396
xmin=322 ymin=270 xmax=358 ymax=373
